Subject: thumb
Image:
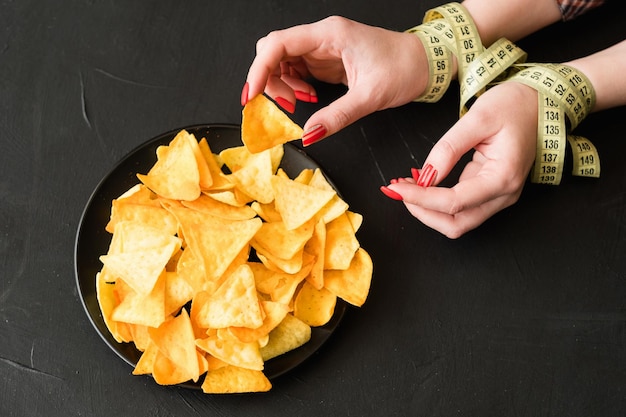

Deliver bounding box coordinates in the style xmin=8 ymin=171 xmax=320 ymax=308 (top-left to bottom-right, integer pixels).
xmin=421 ymin=113 xmax=491 ymax=185
xmin=301 ymin=89 xmax=377 ymax=146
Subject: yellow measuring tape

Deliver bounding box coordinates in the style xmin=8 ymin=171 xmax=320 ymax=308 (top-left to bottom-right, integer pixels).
xmin=406 ymin=2 xmax=484 ymax=103
xmin=459 ymin=38 xmax=526 ymax=116
xmin=506 ymin=63 xmax=599 ymax=184
xmin=405 ymin=2 xmax=600 ymax=185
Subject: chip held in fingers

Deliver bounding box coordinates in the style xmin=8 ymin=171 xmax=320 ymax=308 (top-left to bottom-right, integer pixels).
xmin=242 ymin=94 xmax=304 ymax=153
xmin=95 ymin=114 xmax=372 ymax=394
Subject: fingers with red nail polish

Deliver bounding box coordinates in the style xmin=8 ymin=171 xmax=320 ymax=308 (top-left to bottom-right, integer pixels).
xmin=274 ymin=96 xmax=295 ymax=113
xmin=241 ymin=82 xmax=250 ymax=106
xmin=411 ymin=167 xmax=420 ymax=183
xmin=294 ymin=90 xmax=310 ymax=102
xmin=417 ymin=164 xmax=437 ymax=187
xmin=294 ymin=90 xmax=318 ymax=103
xmin=380 ymin=186 xmax=403 ymax=201
xmin=302 ymin=124 xmax=327 ymax=146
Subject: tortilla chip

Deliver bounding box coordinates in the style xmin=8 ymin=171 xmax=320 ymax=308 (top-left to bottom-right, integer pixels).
xmin=242 ymin=94 xmax=303 ymax=153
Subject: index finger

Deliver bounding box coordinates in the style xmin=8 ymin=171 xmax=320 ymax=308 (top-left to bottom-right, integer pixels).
xmin=403 ymin=192 xmax=514 ymax=238
xmin=389 ymin=171 xmax=515 ymax=216
xmin=245 ymin=22 xmax=329 ymax=100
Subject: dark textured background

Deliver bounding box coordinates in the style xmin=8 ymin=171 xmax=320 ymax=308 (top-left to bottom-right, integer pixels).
xmin=1 ymin=1 xmax=624 ymax=416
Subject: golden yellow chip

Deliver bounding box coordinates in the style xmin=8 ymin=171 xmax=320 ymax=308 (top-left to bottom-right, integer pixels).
xmin=229 ymin=300 xmax=290 ymax=343
xmin=251 ymin=218 xmax=314 ymax=261
xmin=189 ymin=290 xmax=211 ymax=338
xmin=308 ymin=169 xmax=350 ymax=224
xmin=164 ymin=271 xmax=194 ymax=316
xmin=293 ymin=168 xmax=314 ymax=184
xmin=197 ymin=137 xmax=233 ymax=191
xmin=271 ymin=175 xmax=336 ymax=230
xmin=275 ymin=167 xmax=290 ymax=180
xmin=129 ymin=324 xmax=151 ymax=352
xmin=324 ymin=212 xmax=360 ymax=270
xmin=294 ymin=281 xmax=337 ymax=327
xmin=182 ymin=131 xmax=213 ymax=190
xmin=106 ymin=184 xmax=171 ymax=232
xmin=151 ymin=351 xmax=193 ymax=385
xmin=175 ymin=245 xmax=207 ymax=294
xmin=181 ymin=194 xmax=257 ymax=220
xmin=203 ymin=189 xmax=248 ymax=207
xmin=219 ymin=146 xmax=250 ymax=173
xmin=346 ymin=210 xmax=363 ymax=232
xmin=96 ymin=271 xmax=131 ymax=343
xmin=137 ymin=131 xmax=202 ymax=201
xmin=133 ymin=341 xmax=159 ymax=376
xmin=100 ymin=241 xmax=178 ymax=296
xmin=206 ymin=354 xmax=228 ymax=371
xmin=250 ymin=201 xmax=282 ymax=223
xmin=304 ymin=219 xmax=326 ymax=290
xmin=106 ymin=200 xmax=179 ymax=236
xmin=260 ymin=314 xmax=311 ymax=361
xmin=242 ymin=94 xmax=303 ymax=154
xmin=249 ymin=260 xmax=311 ymax=305
xmin=167 ymin=206 xmax=261 ymax=281
xmin=228 ymin=149 xmax=275 ymax=204
xmin=201 ymin=365 xmax=271 ymax=394
xmin=148 ymin=308 xmax=200 ymax=382
xmin=195 ymin=337 xmax=264 ymax=371
xmin=111 ymin=274 xmax=166 ymax=328
xmin=214 ymin=244 xmax=251 ymax=292
xmin=109 ymin=220 xmax=181 ymax=254
xmin=116 ymin=183 xmax=155 ymax=202
xmin=255 ymin=246 xmax=304 ymax=275
xmin=324 ymin=247 xmax=373 ymax=307
xmin=195 ymin=264 xmax=264 ymax=329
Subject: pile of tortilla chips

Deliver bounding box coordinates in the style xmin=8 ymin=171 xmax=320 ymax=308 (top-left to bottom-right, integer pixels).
xmin=96 ymin=96 xmax=372 ymax=394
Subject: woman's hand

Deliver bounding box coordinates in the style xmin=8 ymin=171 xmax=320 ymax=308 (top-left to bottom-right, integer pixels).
xmin=383 ymin=81 xmax=539 ymax=238
xmin=242 ymin=16 xmax=435 ymax=145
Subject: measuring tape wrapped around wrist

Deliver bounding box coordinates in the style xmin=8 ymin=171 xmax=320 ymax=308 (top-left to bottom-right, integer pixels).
xmin=406 ymin=2 xmax=526 ymax=114
xmin=505 ymin=64 xmax=599 ymax=184
xmin=406 ymin=2 xmax=484 ymax=103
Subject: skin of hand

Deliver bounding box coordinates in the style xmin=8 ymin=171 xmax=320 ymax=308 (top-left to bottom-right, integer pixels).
xmin=242 ymin=16 xmax=439 ymax=143
xmin=386 ymin=81 xmax=539 ymax=239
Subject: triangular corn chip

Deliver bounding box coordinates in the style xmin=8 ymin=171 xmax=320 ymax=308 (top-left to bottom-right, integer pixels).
xmin=242 ymin=94 xmax=303 ymax=153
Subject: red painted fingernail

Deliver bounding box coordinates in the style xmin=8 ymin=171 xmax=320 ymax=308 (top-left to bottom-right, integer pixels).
xmin=417 ymin=164 xmax=432 ymax=187
xmin=310 ymin=93 xmax=318 ymax=103
xmin=418 ymin=164 xmax=437 ymax=187
xmin=380 ymin=186 xmax=403 ymax=201
xmin=241 ymin=82 xmax=249 ymax=106
xmin=425 ymin=169 xmax=438 ymax=187
xmin=274 ymin=96 xmax=295 ymax=113
xmin=411 ymin=167 xmax=420 ymax=183
xmin=302 ymin=124 xmax=326 ymax=146
xmin=294 ymin=90 xmax=312 ymax=102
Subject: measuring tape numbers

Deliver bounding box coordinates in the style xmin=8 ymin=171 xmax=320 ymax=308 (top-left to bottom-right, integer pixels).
xmin=406 ymin=2 xmax=483 ymax=103
xmin=506 ymin=64 xmax=598 ymax=184
xmin=459 ymin=37 xmax=527 ymax=116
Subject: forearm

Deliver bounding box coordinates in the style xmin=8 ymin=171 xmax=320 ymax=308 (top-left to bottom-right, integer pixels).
xmin=566 ymin=40 xmax=626 ymax=112
xmin=462 ymin=0 xmax=562 ymax=46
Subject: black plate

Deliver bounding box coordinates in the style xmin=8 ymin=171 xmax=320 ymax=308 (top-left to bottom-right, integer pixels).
xmin=74 ymin=123 xmax=347 ymax=388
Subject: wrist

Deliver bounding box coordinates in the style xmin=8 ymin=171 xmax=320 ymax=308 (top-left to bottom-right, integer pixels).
xmin=401 ymin=31 xmax=432 ymax=99
xmin=461 ymin=0 xmax=562 ymax=46
xmin=565 ymin=40 xmax=626 ymax=112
